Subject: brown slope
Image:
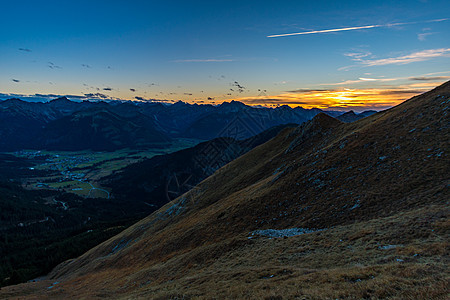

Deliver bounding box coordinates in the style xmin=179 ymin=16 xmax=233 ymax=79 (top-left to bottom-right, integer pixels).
xmin=2 ymin=81 xmax=449 ymax=299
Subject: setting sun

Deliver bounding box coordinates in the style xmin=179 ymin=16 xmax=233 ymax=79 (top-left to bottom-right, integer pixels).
xmin=230 ymin=88 xmax=423 ymax=111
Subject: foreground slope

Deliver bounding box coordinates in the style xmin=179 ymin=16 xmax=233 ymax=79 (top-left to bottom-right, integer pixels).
xmin=2 ymin=82 xmax=449 ymax=299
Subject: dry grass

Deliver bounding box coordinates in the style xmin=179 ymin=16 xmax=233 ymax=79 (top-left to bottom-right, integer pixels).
xmin=1 ymin=82 xmax=449 ymax=299
xmin=2 ymin=205 xmax=447 ymax=299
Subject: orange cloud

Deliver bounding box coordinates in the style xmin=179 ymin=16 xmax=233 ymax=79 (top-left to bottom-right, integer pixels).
xmin=230 ymin=88 xmax=425 ymax=111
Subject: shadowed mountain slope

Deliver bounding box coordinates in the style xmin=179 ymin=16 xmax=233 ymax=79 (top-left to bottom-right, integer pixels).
xmin=337 ymin=110 xmax=377 ymax=123
xmin=101 ymin=124 xmax=296 ymax=210
xmin=0 ymin=99 xmax=59 ymax=150
xmin=0 ymin=97 xmax=336 ymax=150
xmin=2 ymin=82 xmax=449 ymax=299
xmin=41 ymin=108 xmax=171 ymax=151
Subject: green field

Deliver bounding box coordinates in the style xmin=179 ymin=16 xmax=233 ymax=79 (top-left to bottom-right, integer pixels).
xmin=10 ymin=138 xmax=203 ymax=198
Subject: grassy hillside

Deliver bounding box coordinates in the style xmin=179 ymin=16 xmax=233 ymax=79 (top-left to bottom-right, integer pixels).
xmin=1 ymin=82 xmax=449 ymax=299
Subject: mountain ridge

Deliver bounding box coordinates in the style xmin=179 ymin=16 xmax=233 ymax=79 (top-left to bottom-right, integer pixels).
xmin=0 ymin=97 xmax=368 ymax=151
xmin=2 ymin=82 xmax=448 ymax=299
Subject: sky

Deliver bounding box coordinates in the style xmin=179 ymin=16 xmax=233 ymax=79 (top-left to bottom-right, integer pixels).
xmin=1 ymin=0 xmax=449 ymax=111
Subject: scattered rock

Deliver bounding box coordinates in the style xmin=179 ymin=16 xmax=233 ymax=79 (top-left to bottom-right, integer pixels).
xmin=250 ymin=227 xmax=324 ymax=238
xmin=379 ymin=244 xmax=402 ymax=250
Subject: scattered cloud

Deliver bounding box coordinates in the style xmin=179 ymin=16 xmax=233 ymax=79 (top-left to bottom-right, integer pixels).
xmin=81 ymin=64 xmax=92 ymax=68
xmin=172 ymin=59 xmax=235 ymax=63
xmin=18 ymin=48 xmax=32 ymax=52
xmin=35 ymin=93 xmax=87 ymax=99
xmin=130 ymin=88 xmax=136 ymax=92
xmin=417 ymin=33 xmax=429 ymax=41
xmin=267 ymin=18 xmax=448 ymax=38
xmin=344 ymin=51 xmax=372 ymax=60
xmin=48 ymin=62 xmax=62 ymax=69
xmin=133 ymin=96 xmax=170 ymax=103
xmin=84 ymin=93 xmax=109 ymax=99
xmin=11 ymin=79 xmax=20 ymax=83
xmin=0 ymin=92 xmax=173 ymax=103
xmin=0 ymin=92 xmax=121 ymax=102
xmin=103 ymin=87 xmax=113 ymax=91
xmin=231 ymin=81 xmax=246 ymax=93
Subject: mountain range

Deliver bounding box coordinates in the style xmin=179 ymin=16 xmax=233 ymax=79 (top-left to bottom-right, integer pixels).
xmin=2 ymin=82 xmax=448 ymax=298
xmin=0 ymin=97 xmax=372 ymax=151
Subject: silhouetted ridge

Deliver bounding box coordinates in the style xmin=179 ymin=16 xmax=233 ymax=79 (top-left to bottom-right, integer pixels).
xmin=310 ymin=112 xmax=342 ymax=129
xmin=49 ymin=96 xmax=72 ymax=103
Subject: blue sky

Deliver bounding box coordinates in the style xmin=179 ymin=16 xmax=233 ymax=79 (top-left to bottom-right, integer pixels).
xmin=1 ymin=0 xmax=449 ymax=110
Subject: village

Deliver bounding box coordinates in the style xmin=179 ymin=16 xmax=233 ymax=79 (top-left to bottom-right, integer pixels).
xmin=14 ymin=150 xmax=110 ymax=198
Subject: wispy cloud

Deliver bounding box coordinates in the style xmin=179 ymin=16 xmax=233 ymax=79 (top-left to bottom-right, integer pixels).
xmin=0 ymin=93 xmax=122 ymax=102
xmin=84 ymin=93 xmax=109 ymax=99
xmin=405 ymin=82 xmax=447 ymax=88
xmin=359 ymin=48 xmax=450 ymax=66
xmin=316 ymin=72 xmax=450 ymax=87
xmin=48 ymin=62 xmax=62 ymax=69
xmin=340 ymin=48 xmax=450 ymax=70
xmin=409 ymin=76 xmax=450 ymax=81
xmin=172 ymin=59 xmax=235 ymax=63
xmin=322 ymin=77 xmax=399 ymax=85
xmin=344 ymin=51 xmax=372 ymax=60
xmin=18 ymin=48 xmax=32 ymax=52
xmin=267 ymin=18 xmax=448 ymax=38
xmin=35 ymin=93 xmax=87 ymax=99
xmin=417 ymin=32 xmax=434 ymax=41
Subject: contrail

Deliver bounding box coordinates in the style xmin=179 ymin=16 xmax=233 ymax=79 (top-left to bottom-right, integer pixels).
xmin=267 ymin=18 xmax=448 ymax=38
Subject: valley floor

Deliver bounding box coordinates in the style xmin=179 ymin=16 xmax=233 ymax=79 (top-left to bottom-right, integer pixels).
xmin=10 ymin=139 xmax=202 ymax=198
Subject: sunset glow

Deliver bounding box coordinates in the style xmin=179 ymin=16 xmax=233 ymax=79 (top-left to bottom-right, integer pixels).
xmin=1 ymin=1 xmax=449 ymax=111
xmin=230 ymin=88 xmax=423 ymax=111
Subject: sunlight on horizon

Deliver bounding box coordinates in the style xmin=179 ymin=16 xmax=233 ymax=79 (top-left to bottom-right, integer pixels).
xmin=217 ymin=88 xmax=426 ymax=111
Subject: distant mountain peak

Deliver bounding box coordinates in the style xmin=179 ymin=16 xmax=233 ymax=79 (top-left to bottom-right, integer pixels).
xmin=343 ymin=110 xmax=356 ymax=115
xmin=2 ymin=98 xmax=26 ymax=105
xmin=221 ymin=100 xmax=241 ymax=105
xmin=172 ymin=100 xmax=188 ymax=106
xmin=276 ymin=104 xmax=291 ymax=111
xmin=49 ymin=96 xmax=72 ymax=103
xmin=310 ymin=112 xmax=342 ymax=129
